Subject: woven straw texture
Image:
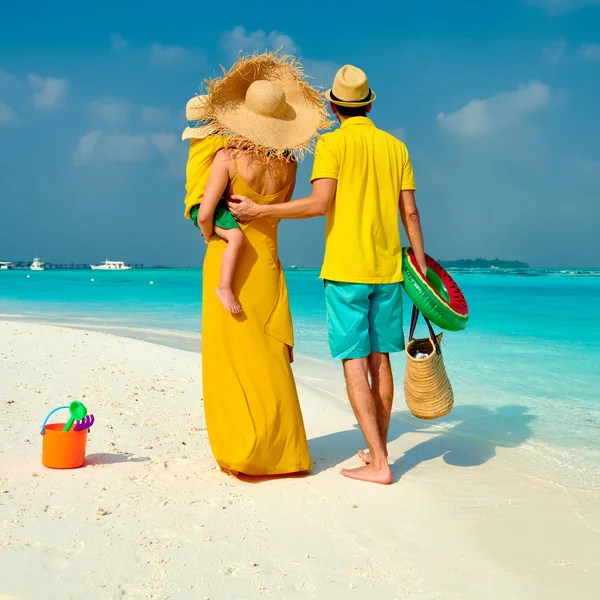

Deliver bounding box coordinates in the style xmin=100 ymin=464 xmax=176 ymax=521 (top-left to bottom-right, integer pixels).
xmin=404 ymin=332 xmax=454 ymax=420
xmin=202 ymin=51 xmax=333 ymax=161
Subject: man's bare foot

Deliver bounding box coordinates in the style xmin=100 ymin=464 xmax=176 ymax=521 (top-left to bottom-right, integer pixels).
xmin=341 ymin=463 xmax=392 ymax=485
xmin=216 ymin=287 xmax=242 ymax=314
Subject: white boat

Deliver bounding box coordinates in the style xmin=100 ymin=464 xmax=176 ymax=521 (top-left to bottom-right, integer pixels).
xmin=90 ymin=260 xmax=132 ymax=271
xmin=30 ymin=258 xmax=45 ymax=271
xmin=0 ymin=261 xmax=14 ymax=270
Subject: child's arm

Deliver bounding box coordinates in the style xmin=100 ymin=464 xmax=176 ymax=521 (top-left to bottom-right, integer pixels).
xmin=198 ymin=150 xmax=230 ymax=241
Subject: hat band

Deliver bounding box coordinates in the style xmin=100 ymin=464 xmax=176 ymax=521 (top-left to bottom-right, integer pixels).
xmin=330 ymin=89 xmax=373 ymax=105
xmin=188 ymin=119 xmax=208 ymax=128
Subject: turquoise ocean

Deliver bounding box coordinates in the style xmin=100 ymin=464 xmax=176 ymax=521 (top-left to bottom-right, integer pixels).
xmin=1 ymin=267 xmax=599 ymax=488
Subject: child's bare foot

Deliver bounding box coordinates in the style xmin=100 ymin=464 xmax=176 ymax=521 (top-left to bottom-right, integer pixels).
xmin=341 ymin=463 xmax=392 ymax=485
xmin=216 ymin=287 xmax=242 ymax=314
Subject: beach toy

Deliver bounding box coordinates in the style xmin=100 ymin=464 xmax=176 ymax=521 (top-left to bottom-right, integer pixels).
xmin=40 ymin=404 xmax=94 ymax=469
xmin=74 ymin=414 xmax=95 ymax=431
xmin=63 ymin=400 xmax=87 ymax=432
xmin=402 ymin=247 xmax=469 ymax=331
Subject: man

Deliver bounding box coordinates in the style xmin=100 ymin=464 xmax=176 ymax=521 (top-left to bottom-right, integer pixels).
xmin=228 ymin=65 xmax=428 ymax=485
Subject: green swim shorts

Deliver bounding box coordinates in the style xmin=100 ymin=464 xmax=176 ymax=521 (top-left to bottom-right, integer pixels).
xmin=190 ymin=200 xmax=240 ymax=231
xmin=324 ymin=280 xmax=405 ymax=360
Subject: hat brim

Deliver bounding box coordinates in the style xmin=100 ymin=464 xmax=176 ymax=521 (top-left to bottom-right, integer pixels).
xmin=181 ymin=124 xmax=218 ymax=141
xmin=215 ymin=100 xmax=323 ymax=151
xmin=325 ymin=89 xmax=376 ymax=107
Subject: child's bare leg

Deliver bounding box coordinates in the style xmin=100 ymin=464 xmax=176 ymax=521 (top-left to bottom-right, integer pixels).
xmin=214 ymin=226 xmax=244 ymax=314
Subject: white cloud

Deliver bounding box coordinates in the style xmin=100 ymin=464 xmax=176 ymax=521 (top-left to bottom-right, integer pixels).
xmin=150 ymin=43 xmax=194 ymax=68
xmin=28 ymin=74 xmax=68 ymax=110
xmin=221 ymin=26 xmax=300 ymax=59
xmin=88 ymin=97 xmax=131 ymax=125
xmin=110 ymin=34 xmax=129 ymax=51
xmin=579 ymin=43 xmax=600 ymax=62
xmin=437 ymin=81 xmax=551 ymax=139
xmin=303 ymin=58 xmax=339 ymax=89
xmin=102 ymin=133 xmax=152 ymax=162
xmin=140 ymin=106 xmax=171 ymax=125
xmin=72 ymin=130 xmax=183 ymax=172
xmin=0 ymin=102 xmax=17 ymax=124
xmin=544 ymin=39 xmax=568 ymax=64
xmin=220 ymin=26 xmax=338 ymax=90
xmin=150 ymin=133 xmax=177 ymax=152
xmin=72 ymin=130 xmax=103 ymax=165
xmin=150 ymin=133 xmax=186 ymax=178
xmin=528 ymin=0 xmax=600 ymax=12
xmin=73 ymin=130 xmax=152 ymax=165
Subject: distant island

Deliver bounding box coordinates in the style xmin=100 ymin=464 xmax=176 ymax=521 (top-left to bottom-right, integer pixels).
xmin=441 ymin=258 xmax=529 ymax=269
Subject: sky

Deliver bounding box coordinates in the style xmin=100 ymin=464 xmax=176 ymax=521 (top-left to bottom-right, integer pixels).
xmin=1 ymin=0 xmax=600 ymax=268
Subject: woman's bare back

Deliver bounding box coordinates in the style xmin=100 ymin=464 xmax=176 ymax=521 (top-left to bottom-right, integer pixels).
xmin=223 ymin=148 xmax=297 ymax=197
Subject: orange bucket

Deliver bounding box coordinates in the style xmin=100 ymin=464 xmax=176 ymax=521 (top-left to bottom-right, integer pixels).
xmin=42 ymin=423 xmax=88 ymax=469
xmin=40 ymin=405 xmax=91 ymax=469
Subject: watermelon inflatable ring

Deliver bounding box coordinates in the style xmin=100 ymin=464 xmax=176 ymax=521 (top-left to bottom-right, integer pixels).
xmin=401 ymin=248 xmax=469 ymax=331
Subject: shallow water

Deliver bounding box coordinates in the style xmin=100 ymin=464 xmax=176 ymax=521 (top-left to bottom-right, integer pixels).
xmin=1 ymin=267 xmax=599 ymax=488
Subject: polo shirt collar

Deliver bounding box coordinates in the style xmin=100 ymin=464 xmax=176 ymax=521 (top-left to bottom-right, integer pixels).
xmin=340 ymin=116 xmax=374 ymax=128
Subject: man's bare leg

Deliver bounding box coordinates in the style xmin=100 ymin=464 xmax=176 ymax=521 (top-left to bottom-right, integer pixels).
xmin=340 ymin=357 xmax=392 ymax=484
xmin=358 ymin=352 xmax=394 ymax=464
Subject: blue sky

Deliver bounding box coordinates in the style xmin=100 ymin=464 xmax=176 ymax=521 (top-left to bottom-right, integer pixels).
xmin=1 ymin=0 xmax=600 ymax=267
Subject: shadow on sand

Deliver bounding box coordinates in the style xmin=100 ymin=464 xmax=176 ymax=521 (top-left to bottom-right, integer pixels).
xmin=309 ymin=404 xmax=536 ymax=481
xmin=86 ymin=453 xmax=151 ymax=466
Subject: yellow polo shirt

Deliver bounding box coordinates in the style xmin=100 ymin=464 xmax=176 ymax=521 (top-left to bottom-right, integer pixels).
xmin=311 ymin=117 xmax=416 ymax=283
xmin=183 ymin=135 xmax=229 ymax=220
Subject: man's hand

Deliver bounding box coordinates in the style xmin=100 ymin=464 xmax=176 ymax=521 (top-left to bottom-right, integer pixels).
xmin=228 ymin=195 xmax=261 ymax=222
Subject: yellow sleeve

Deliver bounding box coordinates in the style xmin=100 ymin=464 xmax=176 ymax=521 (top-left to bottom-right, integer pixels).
xmin=400 ymin=144 xmax=416 ymax=191
xmin=310 ymin=135 xmax=339 ymax=182
xmin=183 ymin=136 xmax=229 ymax=220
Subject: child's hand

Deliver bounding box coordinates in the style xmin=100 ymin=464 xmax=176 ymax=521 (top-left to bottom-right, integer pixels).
xmin=200 ymin=225 xmax=214 ymax=243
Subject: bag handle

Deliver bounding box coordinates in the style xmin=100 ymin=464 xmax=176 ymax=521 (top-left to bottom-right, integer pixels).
xmin=409 ymin=305 xmax=441 ymax=354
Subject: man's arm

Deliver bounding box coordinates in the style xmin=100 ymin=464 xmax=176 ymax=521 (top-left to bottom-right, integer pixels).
xmin=228 ymin=178 xmax=336 ymax=221
xmin=399 ymin=190 xmax=427 ymax=275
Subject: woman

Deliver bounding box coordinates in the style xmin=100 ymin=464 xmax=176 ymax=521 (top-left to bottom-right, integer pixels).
xmin=192 ymin=53 xmax=331 ymax=476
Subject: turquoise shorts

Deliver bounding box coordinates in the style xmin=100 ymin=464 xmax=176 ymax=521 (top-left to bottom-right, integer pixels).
xmin=324 ymin=280 xmax=405 ymax=360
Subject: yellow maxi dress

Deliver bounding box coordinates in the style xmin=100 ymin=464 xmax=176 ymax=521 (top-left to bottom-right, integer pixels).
xmin=201 ymin=172 xmax=313 ymax=476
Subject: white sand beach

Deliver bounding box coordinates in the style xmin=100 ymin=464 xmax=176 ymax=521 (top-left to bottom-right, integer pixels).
xmin=1 ymin=320 xmax=599 ymax=599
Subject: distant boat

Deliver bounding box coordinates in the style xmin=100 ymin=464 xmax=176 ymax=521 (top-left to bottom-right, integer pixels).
xmin=90 ymin=260 xmax=132 ymax=271
xmin=290 ymin=265 xmax=297 ymax=269
xmin=30 ymin=258 xmax=45 ymax=271
xmin=0 ymin=261 xmax=14 ymax=270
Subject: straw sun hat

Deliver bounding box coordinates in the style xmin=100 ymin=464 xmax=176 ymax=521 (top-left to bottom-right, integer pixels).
xmin=201 ymin=51 xmax=333 ymax=160
xmin=181 ymin=95 xmax=219 ymax=141
xmin=325 ymin=65 xmax=376 ymax=107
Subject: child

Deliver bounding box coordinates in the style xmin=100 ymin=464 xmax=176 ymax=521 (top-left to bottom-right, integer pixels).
xmin=182 ymin=96 xmax=245 ymax=315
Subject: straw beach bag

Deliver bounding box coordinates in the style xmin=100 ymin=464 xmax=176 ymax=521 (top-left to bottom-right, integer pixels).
xmin=404 ymin=306 xmax=454 ymax=420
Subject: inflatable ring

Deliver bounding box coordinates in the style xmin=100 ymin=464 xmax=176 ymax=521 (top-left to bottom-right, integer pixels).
xmin=402 ymin=248 xmax=469 ymax=331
